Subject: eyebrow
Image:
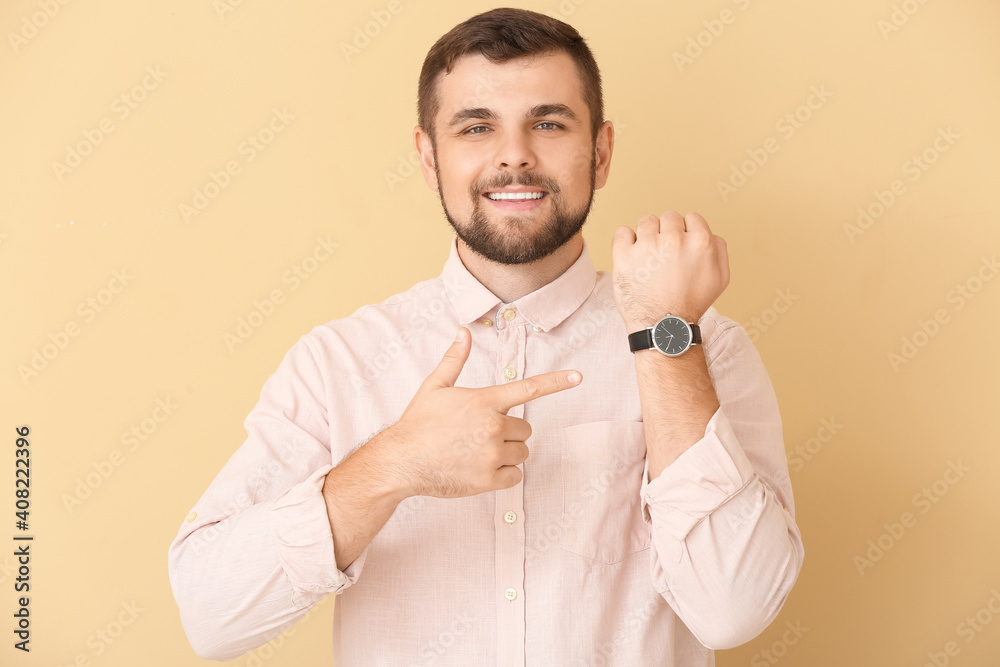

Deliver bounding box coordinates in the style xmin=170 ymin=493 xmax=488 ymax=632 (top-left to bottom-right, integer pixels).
xmin=446 ymin=103 xmax=579 ymax=129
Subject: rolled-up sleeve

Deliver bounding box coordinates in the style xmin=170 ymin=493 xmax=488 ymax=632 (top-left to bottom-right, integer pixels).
xmin=639 ymin=320 xmax=805 ymax=650
xmin=167 ymin=333 xmax=368 ymax=661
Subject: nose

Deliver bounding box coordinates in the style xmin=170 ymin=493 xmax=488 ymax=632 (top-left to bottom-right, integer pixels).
xmin=494 ymin=129 xmax=536 ymax=171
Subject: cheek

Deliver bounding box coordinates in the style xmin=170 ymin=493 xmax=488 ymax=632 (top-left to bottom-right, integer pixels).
xmin=549 ymin=145 xmax=593 ymax=191
xmin=439 ymin=152 xmax=481 ymax=194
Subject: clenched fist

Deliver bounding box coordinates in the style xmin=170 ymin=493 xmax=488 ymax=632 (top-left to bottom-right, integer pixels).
xmin=612 ymin=210 xmax=730 ymax=329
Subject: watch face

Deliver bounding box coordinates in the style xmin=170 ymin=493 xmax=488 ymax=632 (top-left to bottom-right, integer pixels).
xmin=652 ymin=316 xmax=692 ymax=356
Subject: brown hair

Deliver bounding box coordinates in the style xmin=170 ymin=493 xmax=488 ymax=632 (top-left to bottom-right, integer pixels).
xmin=417 ymin=8 xmax=604 ymax=148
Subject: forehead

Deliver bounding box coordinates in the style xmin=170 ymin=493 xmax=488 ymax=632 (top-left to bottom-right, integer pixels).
xmin=435 ymin=50 xmax=587 ymax=124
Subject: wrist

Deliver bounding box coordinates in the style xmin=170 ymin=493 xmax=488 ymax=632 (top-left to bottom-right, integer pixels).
xmin=367 ymin=425 xmax=416 ymax=502
xmin=329 ymin=427 xmax=413 ymax=505
xmin=625 ymin=311 xmax=696 ymax=332
xmin=623 ymin=312 xmax=659 ymax=332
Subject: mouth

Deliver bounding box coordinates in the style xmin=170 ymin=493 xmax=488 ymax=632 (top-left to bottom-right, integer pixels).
xmin=482 ymin=190 xmax=548 ymax=212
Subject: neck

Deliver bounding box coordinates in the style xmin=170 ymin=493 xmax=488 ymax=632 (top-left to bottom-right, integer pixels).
xmin=455 ymin=232 xmax=584 ymax=303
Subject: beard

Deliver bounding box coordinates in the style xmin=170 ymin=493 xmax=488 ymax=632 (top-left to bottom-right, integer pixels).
xmin=435 ymin=150 xmax=597 ymax=265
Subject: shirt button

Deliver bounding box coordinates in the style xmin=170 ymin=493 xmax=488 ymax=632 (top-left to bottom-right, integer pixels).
xmin=503 ymin=309 xmax=516 ymax=321
xmin=532 ymin=325 xmax=542 ymax=332
xmin=504 ymin=367 xmax=517 ymax=380
xmin=504 ymin=587 xmax=518 ymax=601
xmin=482 ymin=318 xmax=493 ymax=327
xmin=185 ymin=511 xmax=198 ymax=523
xmin=504 ymin=511 xmax=517 ymax=524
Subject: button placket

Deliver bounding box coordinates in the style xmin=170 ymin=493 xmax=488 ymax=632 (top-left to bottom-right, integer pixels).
xmin=494 ymin=304 xmax=508 ymax=331
xmin=493 ymin=313 xmax=527 ymax=667
xmin=496 ymin=310 xmax=526 ymax=388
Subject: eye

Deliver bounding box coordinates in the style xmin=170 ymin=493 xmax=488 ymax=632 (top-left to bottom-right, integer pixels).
xmin=464 ymin=125 xmax=489 ymax=135
xmin=536 ymin=121 xmax=562 ymax=130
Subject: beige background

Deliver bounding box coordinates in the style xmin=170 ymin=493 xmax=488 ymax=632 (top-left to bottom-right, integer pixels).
xmin=3 ymin=0 xmax=999 ymax=665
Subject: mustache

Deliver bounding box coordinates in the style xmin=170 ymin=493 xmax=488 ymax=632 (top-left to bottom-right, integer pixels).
xmin=474 ymin=174 xmax=560 ymax=196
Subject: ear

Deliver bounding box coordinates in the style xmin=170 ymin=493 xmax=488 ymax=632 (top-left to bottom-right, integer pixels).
xmin=413 ymin=125 xmax=439 ymax=193
xmin=593 ymin=119 xmax=615 ymax=191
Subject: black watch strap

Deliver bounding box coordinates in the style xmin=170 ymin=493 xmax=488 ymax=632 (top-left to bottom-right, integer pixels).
xmin=627 ymin=322 xmax=701 ymax=352
xmin=691 ymin=323 xmax=702 ymax=345
xmin=627 ymin=328 xmax=653 ymax=353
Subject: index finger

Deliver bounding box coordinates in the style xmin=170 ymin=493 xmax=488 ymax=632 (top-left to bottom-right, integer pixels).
xmin=482 ymin=370 xmax=582 ymax=413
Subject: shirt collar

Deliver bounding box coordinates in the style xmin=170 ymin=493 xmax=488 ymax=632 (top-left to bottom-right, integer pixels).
xmin=440 ymin=235 xmax=598 ymax=332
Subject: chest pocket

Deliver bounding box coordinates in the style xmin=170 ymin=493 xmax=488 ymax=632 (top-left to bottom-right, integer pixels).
xmin=558 ymin=420 xmax=651 ymax=564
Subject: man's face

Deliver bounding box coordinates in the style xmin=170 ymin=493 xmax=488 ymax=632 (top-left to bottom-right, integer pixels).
xmin=416 ymin=50 xmax=612 ymax=265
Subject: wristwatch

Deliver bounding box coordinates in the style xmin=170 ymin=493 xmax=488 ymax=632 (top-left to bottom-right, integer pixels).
xmin=628 ymin=314 xmax=701 ymax=357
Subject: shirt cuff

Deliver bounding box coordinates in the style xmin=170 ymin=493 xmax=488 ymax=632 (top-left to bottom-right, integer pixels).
xmin=640 ymin=407 xmax=757 ymax=541
xmin=267 ymin=464 xmax=367 ymax=606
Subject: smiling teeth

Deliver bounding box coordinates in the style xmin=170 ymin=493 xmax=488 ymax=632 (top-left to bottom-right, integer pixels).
xmin=487 ymin=192 xmax=545 ymax=200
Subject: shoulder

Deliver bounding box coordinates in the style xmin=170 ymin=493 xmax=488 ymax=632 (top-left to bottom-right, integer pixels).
xmin=290 ymin=273 xmax=457 ymax=383
xmin=307 ymin=273 xmax=449 ymax=340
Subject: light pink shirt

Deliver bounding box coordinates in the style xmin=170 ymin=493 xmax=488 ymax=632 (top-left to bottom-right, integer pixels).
xmin=168 ymin=236 xmax=804 ymax=666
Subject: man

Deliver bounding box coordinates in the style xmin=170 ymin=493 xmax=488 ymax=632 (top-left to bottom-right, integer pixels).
xmin=168 ymin=7 xmax=804 ymax=665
